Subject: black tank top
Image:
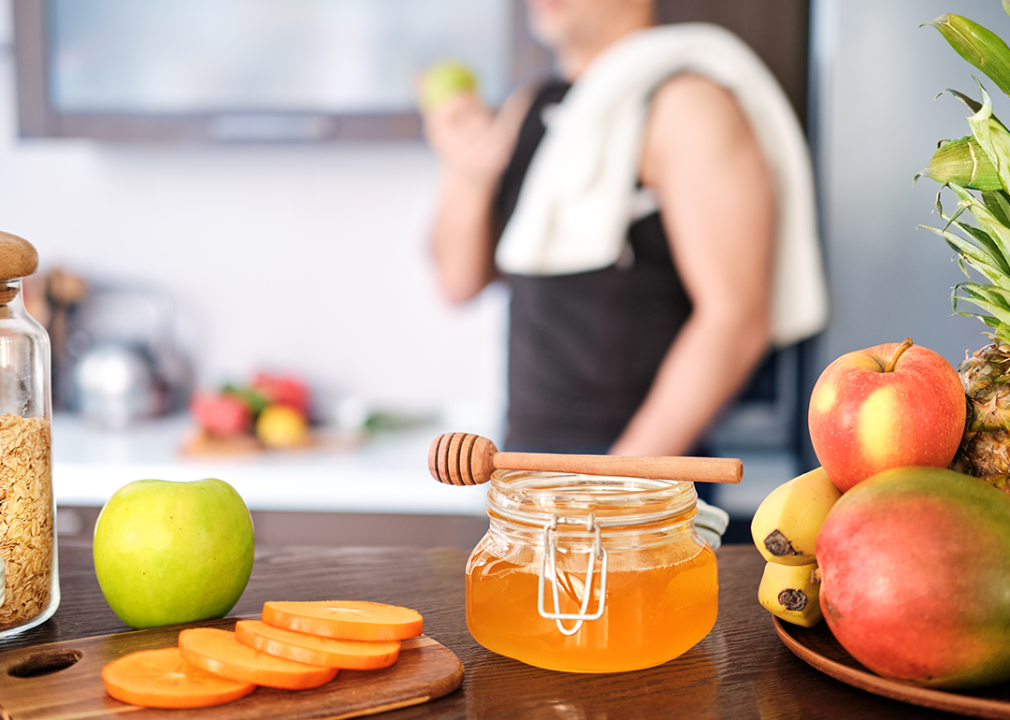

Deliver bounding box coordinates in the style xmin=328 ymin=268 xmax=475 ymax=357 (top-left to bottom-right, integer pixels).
xmin=494 ymin=81 xmax=693 ymax=452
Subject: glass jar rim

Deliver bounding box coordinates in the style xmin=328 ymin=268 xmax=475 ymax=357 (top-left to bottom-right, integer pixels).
xmin=486 ymin=469 xmax=697 ymax=530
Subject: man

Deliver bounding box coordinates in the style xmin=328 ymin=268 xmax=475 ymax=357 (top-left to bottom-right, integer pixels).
xmin=423 ymin=0 xmax=775 ymax=460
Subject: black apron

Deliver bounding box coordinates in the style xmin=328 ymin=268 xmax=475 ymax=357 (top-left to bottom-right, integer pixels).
xmin=494 ymin=81 xmax=693 ymax=452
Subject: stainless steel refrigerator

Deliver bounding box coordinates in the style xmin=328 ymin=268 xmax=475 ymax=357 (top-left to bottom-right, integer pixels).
xmin=714 ymin=0 xmax=1010 ymax=519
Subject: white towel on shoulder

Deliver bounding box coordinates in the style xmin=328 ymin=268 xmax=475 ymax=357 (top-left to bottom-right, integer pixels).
xmin=495 ymin=23 xmax=828 ymax=348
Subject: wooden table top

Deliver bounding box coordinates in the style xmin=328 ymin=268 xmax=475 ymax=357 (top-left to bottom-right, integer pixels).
xmin=0 ymin=537 xmax=971 ymax=719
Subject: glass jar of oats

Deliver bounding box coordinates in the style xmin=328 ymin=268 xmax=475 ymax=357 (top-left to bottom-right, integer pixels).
xmin=0 ymin=231 xmax=58 ymax=638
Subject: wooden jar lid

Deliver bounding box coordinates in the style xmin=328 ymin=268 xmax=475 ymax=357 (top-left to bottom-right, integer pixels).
xmin=0 ymin=232 xmax=38 ymax=280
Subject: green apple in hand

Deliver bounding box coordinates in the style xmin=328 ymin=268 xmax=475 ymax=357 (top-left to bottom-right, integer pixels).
xmin=93 ymin=478 xmax=255 ymax=629
xmin=418 ymin=61 xmax=478 ymax=112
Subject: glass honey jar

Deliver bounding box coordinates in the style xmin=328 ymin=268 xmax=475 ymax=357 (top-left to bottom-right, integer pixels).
xmin=465 ymin=470 xmax=718 ymax=673
xmin=0 ymin=231 xmax=58 ymax=638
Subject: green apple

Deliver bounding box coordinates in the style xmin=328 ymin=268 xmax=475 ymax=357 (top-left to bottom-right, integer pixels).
xmin=419 ymin=61 xmax=478 ymax=112
xmin=93 ymin=478 xmax=255 ymax=629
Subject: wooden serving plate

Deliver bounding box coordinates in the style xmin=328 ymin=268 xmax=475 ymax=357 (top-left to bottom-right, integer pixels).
xmin=0 ymin=616 xmax=464 ymax=719
xmin=774 ymin=617 xmax=1010 ymax=719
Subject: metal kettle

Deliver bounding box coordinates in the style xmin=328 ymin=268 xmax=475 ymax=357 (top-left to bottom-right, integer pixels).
xmin=72 ymin=341 xmax=167 ymax=430
xmin=65 ymin=280 xmax=192 ymax=429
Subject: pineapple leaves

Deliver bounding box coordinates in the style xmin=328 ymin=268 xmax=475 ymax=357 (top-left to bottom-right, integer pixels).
xmin=932 ymin=184 xmax=1010 ymax=276
xmin=921 ymin=13 xmax=1010 ymax=340
xmin=923 ymin=223 xmax=1010 ymax=286
xmin=966 ymin=84 xmax=1010 ymax=192
xmin=982 ymin=189 xmax=1010 ymax=226
xmin=957 ymin=281 xmax=1010 ymax=311
xmin=924 ymin=86 xmax=1010 ymax=191
xmin=952 ymin=281 xmax=1010 ymax=342
xmin=924 ymin=14 xmax=1010 ymax=99
xmin=926 ymin=184 xmax=1010 ymax=330
xmin=923 ymin=134 xmax=1002 ymax=190
xmin=939 ymin=87 xmax=985 ymax=115
xmin=948 ymin=182 xmax=1010 ymax=258
xmin=956 ymin=221 xmax=1010 ymax=276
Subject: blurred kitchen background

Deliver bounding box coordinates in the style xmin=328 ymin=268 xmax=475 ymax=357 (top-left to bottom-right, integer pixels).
xmin=0 ymin=0 xmax=1001 ymax=544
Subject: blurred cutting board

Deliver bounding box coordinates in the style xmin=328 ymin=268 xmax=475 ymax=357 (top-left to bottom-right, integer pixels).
xmin=179 ymin=428 xmax=364 ymax=457
xmin=0 ymin=617 xmax=464 ymax=719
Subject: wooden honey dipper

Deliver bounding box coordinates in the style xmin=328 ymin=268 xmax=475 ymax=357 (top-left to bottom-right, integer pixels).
xmin=428 ymin=432 xmax=743 ymax=486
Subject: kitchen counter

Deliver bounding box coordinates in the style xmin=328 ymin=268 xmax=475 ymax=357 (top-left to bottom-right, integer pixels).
xmin=0 ymin=537 xmax=968 ymax=720
xmin=51 ymin=413 xmax=492 ymax=516
xmin=50 ymin=411 xmax=798 ymax=530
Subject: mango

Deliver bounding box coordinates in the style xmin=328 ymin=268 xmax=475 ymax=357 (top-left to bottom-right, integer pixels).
xmin=817 ymin=466 xmax=1010 ymax=689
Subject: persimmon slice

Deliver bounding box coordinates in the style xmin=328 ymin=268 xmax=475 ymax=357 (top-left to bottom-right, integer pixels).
xmin=262 ymin=600 xmax=423 ymax=641
xmin=102 ymin=647 xmax=257 ymax=709
xmin=178 ymin=627 xmax=338 ymax=691
xmin=235 ymin=619 xmax=401 ymax=669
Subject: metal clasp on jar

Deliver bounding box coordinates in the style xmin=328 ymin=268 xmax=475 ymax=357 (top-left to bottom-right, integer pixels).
xmin=537 ymin=513 xmax=609 ymax=635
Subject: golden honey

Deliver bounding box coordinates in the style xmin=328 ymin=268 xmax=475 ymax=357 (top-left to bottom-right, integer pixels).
xmin=465 ymin=471 xmax=719 ymax=673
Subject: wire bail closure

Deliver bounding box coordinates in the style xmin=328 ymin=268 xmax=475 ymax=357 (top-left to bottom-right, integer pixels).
xmin=537 ymin=513 xmax=609 ymax=635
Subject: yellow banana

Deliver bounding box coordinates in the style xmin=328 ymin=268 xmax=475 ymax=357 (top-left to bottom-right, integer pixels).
xmin=758 ymin=561 xmax=822 ymax=628
xmin=750 ymin=466 xmax=842 ymax=566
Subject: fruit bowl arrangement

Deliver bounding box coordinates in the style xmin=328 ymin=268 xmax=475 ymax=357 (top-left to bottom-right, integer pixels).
xmin=752 ymin=8 xmax=1010 ymax=697
xmin=184 ymin=371 xmax=314 ymax=454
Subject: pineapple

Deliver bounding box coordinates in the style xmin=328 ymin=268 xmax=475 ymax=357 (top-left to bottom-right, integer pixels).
xmin=921 ymin=12 xmax=1010 ymax=490
xmin=952 ymin=343 xmax=1010 ymax=489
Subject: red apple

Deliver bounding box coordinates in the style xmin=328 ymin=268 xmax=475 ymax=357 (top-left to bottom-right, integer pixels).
xmin=250 ymin=372 xmax=311 ymax=416
xmin=808 ymin=338 xmax=966 ymax=492
xmin=190 ymin=392 xmax=252 ymax=437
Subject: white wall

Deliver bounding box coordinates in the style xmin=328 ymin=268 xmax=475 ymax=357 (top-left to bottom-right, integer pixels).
xmin=0 ymin=0 xmax=508 ymax=424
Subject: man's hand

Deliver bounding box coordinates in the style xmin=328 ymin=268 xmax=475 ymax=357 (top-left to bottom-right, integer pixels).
xmin=424 ymin=87 xmax=531 ymax=303
xmin=422 ymin=93 xmax=514 ymax=191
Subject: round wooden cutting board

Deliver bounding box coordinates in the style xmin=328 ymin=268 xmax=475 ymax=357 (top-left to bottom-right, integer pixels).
xmin=0 ymin=616 xmax=464 ymax=719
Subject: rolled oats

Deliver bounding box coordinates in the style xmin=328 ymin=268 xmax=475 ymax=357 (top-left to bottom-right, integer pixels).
xmin=0 ymin=413 xmax=52 ymax=631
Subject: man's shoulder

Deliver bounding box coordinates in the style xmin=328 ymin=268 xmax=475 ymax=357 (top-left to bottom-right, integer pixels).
xmin=640 ymin=72 xmax=757 ymax=184
xmin=645 ymin=72 xmax=752 ymax=151
xmin=649 ymin=73 xmax=742 ymax=125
